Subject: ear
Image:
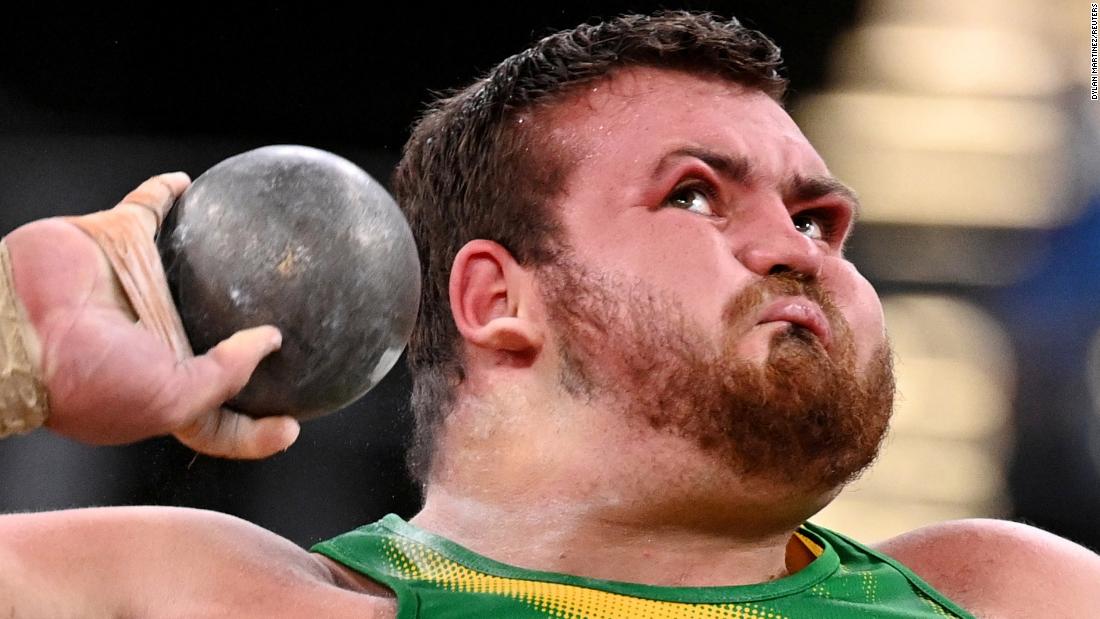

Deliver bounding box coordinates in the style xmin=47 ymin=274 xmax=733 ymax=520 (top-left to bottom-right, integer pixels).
xmin=449 ymin=240 xmax=544 ymax=354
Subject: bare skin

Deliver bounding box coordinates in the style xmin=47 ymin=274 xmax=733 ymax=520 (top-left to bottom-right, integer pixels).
xmin=1 ymin=68 xmax=1098 ymax=618
xmin=4 ymin=174 xmax=299 ymax=458
xmin=412 ymin=68 xmax=884 ymax=587
xmin=0 ymin=507 xmax=395 ymax=618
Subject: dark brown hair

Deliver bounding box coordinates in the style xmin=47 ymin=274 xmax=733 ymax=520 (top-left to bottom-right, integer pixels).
xmin=393 ymin=11 xmax=788 ymax=485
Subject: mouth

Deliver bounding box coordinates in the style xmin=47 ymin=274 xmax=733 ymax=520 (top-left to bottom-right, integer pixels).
xmin=755 ymin=297 xmax=832 ymax=349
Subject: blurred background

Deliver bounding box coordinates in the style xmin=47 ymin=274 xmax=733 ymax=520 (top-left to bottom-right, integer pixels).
xmin=1 ymin=1 xmax=1096 ymax=552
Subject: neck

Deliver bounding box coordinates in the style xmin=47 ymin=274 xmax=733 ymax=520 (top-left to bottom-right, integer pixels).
xmin=409 ymin=392 xmax=824 ymax=587
xmin=412 ymin=487 xmax=810 ymax=587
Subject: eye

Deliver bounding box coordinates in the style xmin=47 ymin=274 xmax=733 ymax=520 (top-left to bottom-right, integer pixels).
xmin=664 ymin=183 xmax=717 ymax=216
xmin=792 ymin=213 xmax=824 ymax=240
xmin=792 ymin=208 xmax=851 ymax=246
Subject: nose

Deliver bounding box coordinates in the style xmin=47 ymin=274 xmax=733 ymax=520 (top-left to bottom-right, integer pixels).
xmin=734 ymin=208 xmax=825 ymax=278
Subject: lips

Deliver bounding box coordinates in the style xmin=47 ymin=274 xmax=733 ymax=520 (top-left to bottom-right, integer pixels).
xmin=755 ymin=298 xmax=832 ymax=348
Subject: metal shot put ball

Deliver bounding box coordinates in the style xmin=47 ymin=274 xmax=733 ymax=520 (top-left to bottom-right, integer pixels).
xmin=157 ymin=145 xmax=421 ymax=420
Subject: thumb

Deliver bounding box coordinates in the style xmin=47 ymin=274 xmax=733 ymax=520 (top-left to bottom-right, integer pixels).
xmin=168 ymin=324 xmax=301 ymax=458
xmin=171 ymin=325 xmax=283 ymax=421
xmin=175 ymin=411 xmax=300 ymax=459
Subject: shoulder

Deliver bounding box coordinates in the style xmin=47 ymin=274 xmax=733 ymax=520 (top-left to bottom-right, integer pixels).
xmin=1 ymin=506 xmax=396 ymax=618
xmin=3 ymin=505 xmax=314 ymax=568
xmin=873 ymin=518 xmax=1100 ymax=618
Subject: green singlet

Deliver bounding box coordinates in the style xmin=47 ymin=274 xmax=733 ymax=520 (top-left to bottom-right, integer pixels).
xmin=312 ymin=514 xmax=974 ymax=618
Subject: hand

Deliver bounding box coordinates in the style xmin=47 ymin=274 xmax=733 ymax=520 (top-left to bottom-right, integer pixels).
xmin=4 ymin=173 xmax=300 ymax=458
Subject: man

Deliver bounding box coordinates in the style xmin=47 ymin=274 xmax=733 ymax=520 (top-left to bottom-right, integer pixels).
xmin=1 ymin=12 xmax=1098 ymax=618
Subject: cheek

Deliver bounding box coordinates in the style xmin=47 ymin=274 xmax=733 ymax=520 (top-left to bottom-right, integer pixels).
xmin=571 ymin=207 xmax=739 ymax=313
xmin=821 ymin=260 xmax=886 ymax=367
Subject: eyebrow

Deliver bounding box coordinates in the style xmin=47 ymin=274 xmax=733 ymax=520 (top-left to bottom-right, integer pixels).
xmin=784 ymin=175 xmax=862 ymax=220
xmin=653 ymin=147 xmax=755 ymax=186
xmin=653 ymin=146 xmax=862 ymax=222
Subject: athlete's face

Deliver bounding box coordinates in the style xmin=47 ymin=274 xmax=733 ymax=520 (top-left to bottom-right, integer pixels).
xmin=537 ymin=67 xmax=894 ymax=493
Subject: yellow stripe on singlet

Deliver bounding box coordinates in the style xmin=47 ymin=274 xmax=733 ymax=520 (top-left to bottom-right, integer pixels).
xmin=794 ymin=531 xmax=824 ymax=558
xmin=384 ymin=537 xmax=792 ymax=619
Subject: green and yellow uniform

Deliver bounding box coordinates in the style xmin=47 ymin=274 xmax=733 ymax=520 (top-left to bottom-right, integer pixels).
xmin=314 ymin=514 xmax=973 ymax=618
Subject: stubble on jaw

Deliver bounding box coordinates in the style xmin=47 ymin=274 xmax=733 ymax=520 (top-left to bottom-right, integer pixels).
xmin=538 ymin=256 xmax=895 ymax=492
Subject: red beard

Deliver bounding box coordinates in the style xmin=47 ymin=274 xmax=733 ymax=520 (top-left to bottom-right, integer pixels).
xmin=539 ymin=257 xmax=894 ymax=491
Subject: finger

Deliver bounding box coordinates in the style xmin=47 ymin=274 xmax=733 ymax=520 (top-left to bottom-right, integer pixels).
xmin=175 ymin=411 xmax=300 ymax=459
xmin=114 ymin=172 xmax=191 ymax=237
xmin=171 ymin=325 xmax=283 ymax=419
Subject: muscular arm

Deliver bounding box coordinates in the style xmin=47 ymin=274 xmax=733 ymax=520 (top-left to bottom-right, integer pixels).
xmin=0 ymin=507 xmax=394 ymax=618
xmin=877 ymin=518 xmax=1100 ymax=619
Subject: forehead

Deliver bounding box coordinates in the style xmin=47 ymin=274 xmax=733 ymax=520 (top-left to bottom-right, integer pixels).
xmin=544 ymin=66 xmax=830 ymax=188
